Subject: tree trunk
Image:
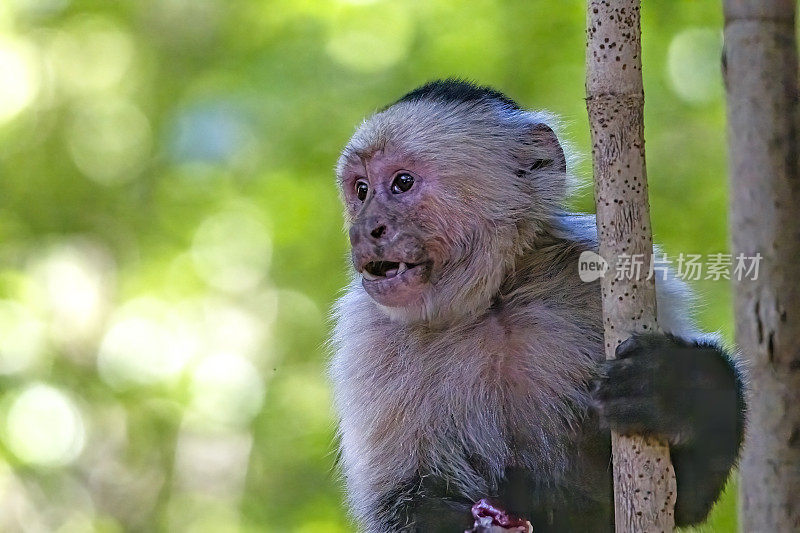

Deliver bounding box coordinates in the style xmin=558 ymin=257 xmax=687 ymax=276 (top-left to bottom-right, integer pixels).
xmin=723 ymin=1 xmax=800 ymax=531
xmin=586 ymin=1 xmax=677 ymax=531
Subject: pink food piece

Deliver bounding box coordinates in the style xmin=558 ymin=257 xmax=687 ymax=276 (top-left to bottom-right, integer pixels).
xmin=465 ymin=499 xmax=533 ymax=532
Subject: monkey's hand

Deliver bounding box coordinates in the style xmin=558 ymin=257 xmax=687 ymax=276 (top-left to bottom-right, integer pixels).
xmin=591 ymin=333 xmax=741 ymax=443
xmin=590 ymin=332 xmax=745 ymax=526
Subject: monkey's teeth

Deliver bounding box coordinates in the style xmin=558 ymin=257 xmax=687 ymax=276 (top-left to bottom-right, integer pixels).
xmin=384 ymin=262 xmax=409 ymax=279
xmin=362 ymin=270 xmax=379 ymax=281
xmin=362 ymin=262 xmax=409 ymax=281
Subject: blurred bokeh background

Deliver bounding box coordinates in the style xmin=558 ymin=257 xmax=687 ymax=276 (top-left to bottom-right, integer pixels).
xmin=0 ymin=0 xmax=738 ymax=531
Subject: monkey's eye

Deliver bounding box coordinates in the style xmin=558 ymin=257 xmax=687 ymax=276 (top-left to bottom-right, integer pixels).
xmin=391 ymin=173 xmax=414 ymax=194
xmin=355 ymin=180 xmax=369 ymax=201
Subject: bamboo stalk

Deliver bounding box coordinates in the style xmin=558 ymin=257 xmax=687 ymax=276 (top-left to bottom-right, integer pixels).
xmin=586 ymin=1 xmax=676 ymax=531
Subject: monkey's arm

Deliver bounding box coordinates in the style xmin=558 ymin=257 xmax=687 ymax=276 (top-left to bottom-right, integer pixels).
xmin=591 ymin=333 xmax=746 ymax=526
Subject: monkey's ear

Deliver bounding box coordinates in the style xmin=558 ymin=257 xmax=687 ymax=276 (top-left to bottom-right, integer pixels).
xmin=516 ymin=122 xmax=567 ymax=177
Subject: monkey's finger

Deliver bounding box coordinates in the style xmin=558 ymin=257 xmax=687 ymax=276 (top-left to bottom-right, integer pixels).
xmin=614 ymin=336 xmax=642 ymax=359
xmin=595 ymin=398 xmax=662 ymax=435
xmin=597 ymin=357 xmax=658 ymax=385
xmin=591 ymin=372 xmax=652 ymax=401
xmin=598 ymin=357 xmax=638 ymax=375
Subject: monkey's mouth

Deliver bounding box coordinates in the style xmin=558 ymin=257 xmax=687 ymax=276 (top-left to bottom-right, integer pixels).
xmin=361 ymin=261 xmax=422 ymax=281
xmin=358 ymin=258 xmax=430 ymax=307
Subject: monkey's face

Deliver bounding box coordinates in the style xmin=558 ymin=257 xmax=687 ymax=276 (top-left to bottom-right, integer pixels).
xmin=340 ymin=152 xmax=446 ymax=312
xmin=339 ymin=142 xmax=519 ymax=324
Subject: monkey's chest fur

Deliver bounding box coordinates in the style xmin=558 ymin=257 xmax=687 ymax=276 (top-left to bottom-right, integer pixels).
xmin=331 ymin=289 xmax=608 ymax=521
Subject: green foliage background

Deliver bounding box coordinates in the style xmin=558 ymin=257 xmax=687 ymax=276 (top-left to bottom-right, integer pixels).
xmin=0 ymin=0 xmax=737 ymax=531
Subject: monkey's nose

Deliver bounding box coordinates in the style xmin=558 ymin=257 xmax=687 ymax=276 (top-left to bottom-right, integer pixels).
xmin=370 ymin=224 xmax=387 ymax=239
xmin=350 ymin=216 xmax=391 ymax=246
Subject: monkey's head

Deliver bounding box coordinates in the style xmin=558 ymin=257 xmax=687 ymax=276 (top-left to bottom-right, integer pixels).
xmin=336 ymin=80 xmax=568 ymax=322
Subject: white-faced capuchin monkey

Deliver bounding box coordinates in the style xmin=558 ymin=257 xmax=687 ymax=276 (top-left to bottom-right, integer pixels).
xmin=329 ymin=79 xmax=745 ymax=532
